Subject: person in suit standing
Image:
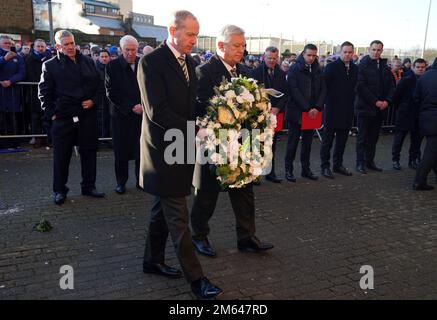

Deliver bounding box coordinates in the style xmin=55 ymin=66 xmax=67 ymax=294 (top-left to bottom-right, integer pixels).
xmin=137 ymin=10 xmax=222 ymax=300
xmin=284 ymin=44 xmax=327 ymax=182
xmin=191 ymin=25 xmax=274 ymax=259
xmin=38 ymin=30 xmax=105 ymax=205
xmin=106 ymin=35 xmax=142 ymax=194
xmin=320 ymin=41 xmax=358 ymax=179
xmin=391 ymin=59 xmax=427 ymax=171
xmin=251 ymin=46 xmax=288 ymax=183
xmin=355 ymin=40 xmax=395 ymax=174
xmin=413 ymin=58 xmax=437 ymax=191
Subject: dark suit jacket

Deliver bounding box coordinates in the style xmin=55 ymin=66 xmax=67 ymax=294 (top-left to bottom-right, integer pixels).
xmin=415 ymin=62 xmax=437 ymax=137
xmin=250 ymin=62 xmax=288 ymax=112
xmin=137 ymin=42 xmax=197 ymax=197
xmin=323 ymin=59 xmax=358 ymax=130
xmin=354 ymin=55 xmax=395 ymax=117
xmin=105 ymin=55 xmax=142 ymax=161
xmin=192 ymin=54 xmax=249 ymax=191
xmin=285 ymin=54 xmax=327 ymax=124
xmin=392 ymin=74 xmax=419 ymax=132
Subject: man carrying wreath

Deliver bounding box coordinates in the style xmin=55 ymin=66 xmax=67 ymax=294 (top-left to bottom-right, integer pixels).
xmin=191 ymin=25 xmax=274 ymax=258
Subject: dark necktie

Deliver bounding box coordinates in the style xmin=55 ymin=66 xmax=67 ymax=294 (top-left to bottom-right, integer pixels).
xmin=230 ymin=67 xmax=238 ymax=78
xmin=178 ymin=55 xmax=189 ymax=83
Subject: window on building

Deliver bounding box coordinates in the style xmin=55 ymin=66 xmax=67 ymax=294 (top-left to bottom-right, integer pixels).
xmin=102 ymin=7 xmax=108 ymax=13
xmin=86 ymin=4 xmax=95 ymax=13
xmin=112 ymin=9 xmax=118 ymax=14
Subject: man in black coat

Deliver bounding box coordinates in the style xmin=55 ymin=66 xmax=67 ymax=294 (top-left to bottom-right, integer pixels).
xmin=95 ymin=49 xmax=111 ymax=144
xmin=38 ymin=30 xmax=105 ymax=205
xmin=285 ymin=44 xmax=327 ymax=182
xmin=191 ymin=25 xmax=274 ymax=260
xmin=413 ymin=58 xmax=437 ymax=191
xmin=320 ymin=42 xmax=358 ymax=179
xmin=25 ymin=39 xmax=52 ymax=146
xmin=250 ymin=46 xmax=288 ymax=183
xmin=137 ymin=11 xmax=222 ymax=300
xmin=391 ymin=59 xmax=427 ymax=171
xmin=355 ymin=40 xmax=395 ymax=174
xmin=106 ymin=35 xmax=142 ymax=195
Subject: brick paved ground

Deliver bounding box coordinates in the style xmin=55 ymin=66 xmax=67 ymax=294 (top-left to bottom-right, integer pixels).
xmin=1 ymin=134 xmax=437 ymax=300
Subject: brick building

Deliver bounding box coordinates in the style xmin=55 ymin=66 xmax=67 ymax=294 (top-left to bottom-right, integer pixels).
xmin=0 ymin=0 xmax=34 ymax=42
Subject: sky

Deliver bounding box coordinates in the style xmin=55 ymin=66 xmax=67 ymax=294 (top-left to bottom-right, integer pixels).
xmin=133 ymin=0 xmax=437 ymax=50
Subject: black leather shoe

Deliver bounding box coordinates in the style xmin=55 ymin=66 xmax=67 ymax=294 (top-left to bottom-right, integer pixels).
xmin=54 ymin=193 xmax=66 ymax=206
xmin=393 ymin=161 xmax=402 ymax=171
xmin=82 ymin=188 xmax=105 ymax=198
xmin=266 ymin=173 xmax=283 ymax=183
xmin=238 ymin=236 xmax=274 ymax=253
xmin=412 ymin=184 xmax=434 ymax=191
xmin=192 ymin=238 xmax=217 ymax=258
xmin=408 ymin=160 xmax=419 ymax=170
xmin=285 ymin=171 xmax=297 ymax=183
xmin=115 ymin=185 xmax=126 ymax=195
xmin=191 ymin=277 xmax=223 ymax=300
xmin=367 ymin=162 xmax=383 ymax=172
xmin=356 ymin=164 xmax=367 ymax=175
xmin=302 ymin=170 xmax=318 ymax=181
xmin=334 ymin=166 xmax=353 ymax=176
xmin=143 ymin=263 xmax=182 ymax=279
xmin=321 ymin=168 xmax=335 ymax=179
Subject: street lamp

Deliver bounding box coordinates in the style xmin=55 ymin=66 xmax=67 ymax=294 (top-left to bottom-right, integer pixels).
xmin=422 ymin=0 xmax=433 ymax=58
xmin=48 ymin=0 xmax=54 ymax=46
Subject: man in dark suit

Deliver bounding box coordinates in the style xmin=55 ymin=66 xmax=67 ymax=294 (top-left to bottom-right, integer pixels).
xmin=355 ymin=40 xmax=395 ymax=174
xmin=413 ymin=58 xmax=437 ymax=191
xmin=285 ymin=44 xmax=327 ymax=182
xmin=251 ymin=46 xmax=288 ymax=183
xmin=38 ymin=30 xmax=105 ymax=205
xmin=191 ymin=25 xmax=274 ymax=260
xmin=320 ymin=41 xmax=358 ymax=179
xmin=105 ymin=35 xmax=142 ymax=194
xmin=391 ymin=59 xmax=427 ymax=171
xmin=137 ymin=11 xmax=222 ymax=300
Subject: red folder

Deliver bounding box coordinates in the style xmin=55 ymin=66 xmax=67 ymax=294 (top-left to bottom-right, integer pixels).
xmin=301 ymin=112 xmax=323 ymax=130
xmin=275 ymin=113 xmax=284 ymax=133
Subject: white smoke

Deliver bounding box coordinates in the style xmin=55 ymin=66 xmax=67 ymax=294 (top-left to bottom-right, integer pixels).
xmin=34 ymin=0 xmax=100 ymax=34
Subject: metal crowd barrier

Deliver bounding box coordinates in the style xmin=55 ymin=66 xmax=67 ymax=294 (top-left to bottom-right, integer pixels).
xmin=0 ymin=82 xmax=112 ymax=142
xmin=1 ymin=82 xmax=396 ymax=141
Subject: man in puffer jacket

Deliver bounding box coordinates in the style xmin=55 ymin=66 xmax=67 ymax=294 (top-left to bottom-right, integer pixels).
xmin=354 ymin=40 xmax=395 ymax=174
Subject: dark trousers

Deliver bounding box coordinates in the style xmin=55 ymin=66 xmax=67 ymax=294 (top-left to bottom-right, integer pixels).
xmin=356 ymin=116 xmax=383 ymax=165
xmin=115 ymin=159 xmax=140 ymax=187
xmin=392 ymin=130 xmax=423 ymax=162
xmin=269 ymin=133 xmax=278 ymax=175
xmin=52 ymin=120 xmax=97 ymax=194
xmin=320 ymin=127 xmax=350 ymax=170
xmin=415 ymin=136 xmax=437 ymax=186
xmin=144 ymin=196 xmax=204 ymax=283
xmin=285 ymin=122 xmax=314 ymax=173
xmin=191 ymin=185 xmax=256 ymax=242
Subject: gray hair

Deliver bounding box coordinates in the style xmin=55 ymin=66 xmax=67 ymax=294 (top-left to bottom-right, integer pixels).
xmin=55 ymin=30 xmax=74 ymax=45
xmin=265 ymin=46 xmax=279 ymax=54
xmin=119 ymin=35 xmax=138 ymax=49
xmin=168 ymin=10 xmax=197 ymax=29
xmin=217 ymin=25 xmax=245 ymax=45
xmin=0 ymin=35 xmax=11 ymax=41
xmin=142 ymin=45 xmax=154 ymax=55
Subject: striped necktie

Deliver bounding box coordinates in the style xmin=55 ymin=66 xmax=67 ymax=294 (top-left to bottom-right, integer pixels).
xmin=230 ymin=67 xmax=238 ymax=78
xmin=178 ymin=55 xmax=189 ymax=83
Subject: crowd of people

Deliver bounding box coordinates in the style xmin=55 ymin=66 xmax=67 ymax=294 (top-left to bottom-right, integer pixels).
xmin=1 ymin=8 xmax=437 ymax=299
